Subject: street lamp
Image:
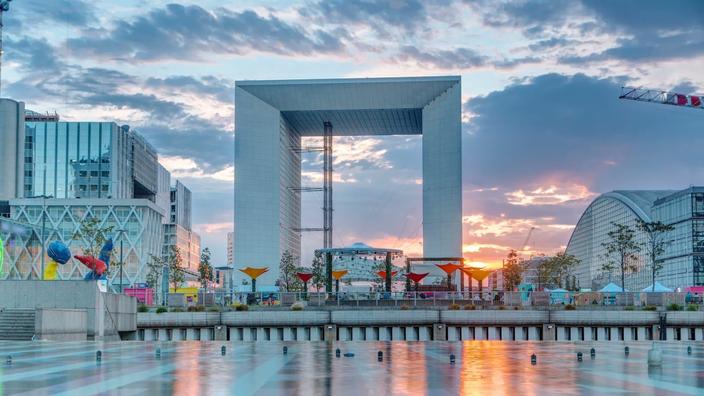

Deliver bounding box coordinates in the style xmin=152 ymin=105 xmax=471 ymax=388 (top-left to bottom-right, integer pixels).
xmin=115 ymin=228 xmax=127 ymax=293
xmin=29 ymin=194 xmax=53 ymax=279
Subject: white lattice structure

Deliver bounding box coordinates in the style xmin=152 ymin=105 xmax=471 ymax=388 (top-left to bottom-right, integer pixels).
xmin=2 ymin=198 xmax=164 ymax=287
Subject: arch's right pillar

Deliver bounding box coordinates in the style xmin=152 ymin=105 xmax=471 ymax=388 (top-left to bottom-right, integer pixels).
xmin=422 ymin=81 xmax=462 ymax=259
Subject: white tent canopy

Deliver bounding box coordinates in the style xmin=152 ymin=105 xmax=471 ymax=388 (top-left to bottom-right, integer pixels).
xmin=641 ymin=282 xmax=673 ymax=292
xmin=599 ymin=282 xmax=628 ymax=292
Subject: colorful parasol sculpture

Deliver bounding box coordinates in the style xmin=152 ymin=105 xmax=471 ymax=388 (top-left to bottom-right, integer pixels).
xmin=460 ymin=267 xmax=493 ymax=292
xmin=296 ymin=272 xmax=314 ymax=298
xmin=406 ymin=272 xmax=429 ymax=291
xmin=240 ymin=266 xmax=269 ymax=293
xmin=376 ymin=270 xmax=398 ymax=279
xmin=45 ymin=240 xmax=72 ymax=280
xmin=331 ymin=269 xmax=348 ymax=294
xmin=436 ymin=263 xmax=462 ymax=290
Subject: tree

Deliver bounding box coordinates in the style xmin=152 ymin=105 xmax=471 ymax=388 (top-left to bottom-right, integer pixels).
xmin=146 ymin=254 xmax=166 ymax=304
xmin=279 ymin=250 xmax=302 ymax=292
xmin=602 ymin=222 xmax=641 ymax=291
xmin=167 ymin=245 xmax=185 ymax=292
xmin=636 ymin=220 xmax=674 ymax=292
xmin=198 ymin=247 xmax=214 ymax=291
xmin=311 ymin=251 xmax=325 ymax=292
xmin=74 ymin=216 xmax=116 ymax=277
xmin=537 ymin=252 xmax=580 ymax=290
xmin=503 ymin=249 xmax=525 ymax=291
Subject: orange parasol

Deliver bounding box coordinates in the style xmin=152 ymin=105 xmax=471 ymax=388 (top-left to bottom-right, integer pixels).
xmin=331 ymin=269 xmax=348 ymax=280
xmin=376 ymin=270 xmax=398 ymax=279
xmin=436 ymin=263 xmax=462 ymax=275
xmin=239 ymin=267 xmax=269 ymax=280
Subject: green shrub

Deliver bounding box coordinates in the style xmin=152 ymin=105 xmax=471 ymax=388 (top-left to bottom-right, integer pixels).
xmin=513 ymin=306 xmax=521 ymax=310
xmin=667 ymin=303 xmax=683 ymax=311
xmin=463 ymin=304 xmax=476 ymax=310
xmin=400 ymin=305 xmax=411 ymax=310
xmin=686 ymin=304 xmax=699 ymax=311
xmin=624 ymin=305 xmax=635 ymax=311
xmin=564 ymin=304 xmax=576 ymax=311
xmin=448 ymin=303 xmax=460 ymax=310
xmin=187 ymin=305 xmax=206 ymax=312
xmin=643 ymin=305 xmax=657 ymax=311
xmin=170 ymin=307 xmax=184 ymax=312
xmin=498 ymin=306 xmax=506 ymax=310
xmin=235 ymin=304 xmax=249 ymax=311
xmin=207 ymin=306 xmax=221 ymax=312
xmin=137 ymin=304 xmax=149 ymax=313
xmin=156 ymin=307 xmax=167 ymax=314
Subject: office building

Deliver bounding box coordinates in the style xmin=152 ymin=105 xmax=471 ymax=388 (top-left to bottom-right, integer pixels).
xmin=163 ymin=181 xmax=200 ymax=272
xmin=234 ymin=76 xmax=462 ymax=286
xmin=566 ymin=187 xmax=704 ymax=290
xmin=0 ymin=99 xmax=25 ymax=202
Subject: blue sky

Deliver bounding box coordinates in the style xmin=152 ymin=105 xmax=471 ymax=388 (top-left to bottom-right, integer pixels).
xmin=3 ymin=0 xmax=703 ymax=267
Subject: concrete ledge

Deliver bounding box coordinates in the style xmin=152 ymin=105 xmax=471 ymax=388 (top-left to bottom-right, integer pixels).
xmin=222 ymin=311 xmax=330 ymax=327
xmin=441 ymin=310 xmax=547 ymax=325
xmin=138 ymin=312 xmax=221 ymax=328
xmin=35 ymin=308 xmax=87 ymax=341
xmin=332 ymin=310 xmax=439 ymax=326
xmin=551 ymin=311 xmax=660 ymax=325
xmin=666 ymin=312 xmax=704 ymax=326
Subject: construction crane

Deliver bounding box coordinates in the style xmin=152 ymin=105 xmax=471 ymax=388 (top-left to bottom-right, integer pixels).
xmin=0 ymin=0 xmax=12 ymax=98
xmin=520 ymin=226 xmax=535 ymax=255
xmin=619 ymin=86 xmax=703 ymax=111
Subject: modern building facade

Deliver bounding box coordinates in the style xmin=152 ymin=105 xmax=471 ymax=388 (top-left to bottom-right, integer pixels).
xmin=2 ymin=199 xmax=164 ymax=286
xmin=0 ymin=103 xmax=200 ymax=288
xmin=0 ymin=99 xmax=25 ymax=201
xmin=566 ymin=188 xmax=704 ymax=290
xmin=234 ymin=76 xmax=462 ymax=286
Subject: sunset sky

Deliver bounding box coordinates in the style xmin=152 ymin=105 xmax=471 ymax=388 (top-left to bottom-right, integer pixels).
xmin=3 ymin=0 xmax=703 ymax=267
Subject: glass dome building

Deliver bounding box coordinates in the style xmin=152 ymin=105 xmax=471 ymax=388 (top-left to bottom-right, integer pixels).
xmin=567 ymin=188 xmax=704 ymax=291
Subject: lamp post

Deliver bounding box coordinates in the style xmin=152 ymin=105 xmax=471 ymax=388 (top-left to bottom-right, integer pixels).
xmin=30 ymin=193 xmax=52 ymax=279
xmin=116 ymin=228 xmax=126 ymax=293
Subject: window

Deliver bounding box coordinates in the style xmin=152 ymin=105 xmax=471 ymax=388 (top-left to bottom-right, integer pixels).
xmin=694 ymin=194 xmax=704 ymax=217
xmin=79 ymin=185 xmax=87 ymax=192
xmin=25 ymin=157 xmax=32 ymax=163
xmin=90 ymin=185 xmax=98 ymax=191
xmin=79 ymin=171 xmax=87 ymax=177
xmin=90 ymin=171 xmax=98 ymax=177
xmin=101 ymin=185 xmax=109 ymax=191
xmin=101 ymin=171 xmax=109 ymax=177
xmin=24 ymin=170 xmax=33 ymax=177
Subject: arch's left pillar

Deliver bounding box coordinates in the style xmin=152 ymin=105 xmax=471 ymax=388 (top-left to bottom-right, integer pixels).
xmin=234 ymin=87 xmax=301 ymax=287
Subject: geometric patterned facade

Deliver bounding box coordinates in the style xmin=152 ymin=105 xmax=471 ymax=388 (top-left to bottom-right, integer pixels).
xmin=1 ymin=198 xmax=163 ymax=287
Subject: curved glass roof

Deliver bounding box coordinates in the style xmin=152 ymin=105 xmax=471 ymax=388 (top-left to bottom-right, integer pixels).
xmin=315 ymin=242 xmax=403 ymax=256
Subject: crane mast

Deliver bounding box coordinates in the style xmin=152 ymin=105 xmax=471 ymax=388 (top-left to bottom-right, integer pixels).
xmin=619 ymin=86 xmax=703 ymax=110
xmin=0 ymin=0 xmax=13 ymax=98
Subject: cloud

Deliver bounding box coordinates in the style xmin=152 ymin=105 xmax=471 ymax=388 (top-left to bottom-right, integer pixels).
xmin=67 ymin=4 xmax=347 ymax=62
xmin=396 ymin=45 xmax=487 ymax=69
xmin=505 ymin=184 xmax=596 ymax=206
xmin=160 ymin=156 xmax=234 ymax=182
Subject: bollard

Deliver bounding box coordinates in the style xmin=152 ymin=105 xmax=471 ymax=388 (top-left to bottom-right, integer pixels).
xmin=335 ymin=348 xmax=341 ymax=358
xmin=590 ymin=348 xmax=595 ymax=359
xmin=450 ymin=354 xmax=456 ymax=364
xmin=6 ymin=355 xmax=11 ymax=365
xmin=96 ymin=351 xmax=102 ymax=362
xmin=648 ymin=345 xmax=662 ymax=366
xmin=531 ymin=354 xmax=537 ymax=365
xmin=577 ymin=352 xmax=583 ymax=361
xmin=156 ymin=348 xmax=161 ymax=359
xmin=221 ymin=346 xmax=226 ymax=356
xmin=377 ymin=351 xmax=383 ymax=361
xmin=625 ymin=346 xmax=629 ymax=356
xmin=283 ymin=346 xmax=288 ymax=355
xmin=687 ymin=346 xmax=692 ymax=355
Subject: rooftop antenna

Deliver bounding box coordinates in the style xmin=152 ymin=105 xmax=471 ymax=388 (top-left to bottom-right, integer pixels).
xmin=0 ymin=0 xmax=12 ymax=98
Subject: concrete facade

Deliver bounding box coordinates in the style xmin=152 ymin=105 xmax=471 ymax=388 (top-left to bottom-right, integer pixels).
xmin=234 ymin=77 xmax=462 ymax=286
xmin=0 ymin=99 xmax=25 ymax=201
xmin=0 ymin=280 xmax=136 ymax=340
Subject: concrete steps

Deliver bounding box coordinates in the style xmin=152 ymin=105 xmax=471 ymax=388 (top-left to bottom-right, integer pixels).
xmin=0 ymin=309 xmax=36 ymax=340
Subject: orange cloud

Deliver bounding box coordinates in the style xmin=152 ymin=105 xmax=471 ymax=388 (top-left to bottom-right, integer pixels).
xmin=505 ymin=183 xmax=595 ymax=206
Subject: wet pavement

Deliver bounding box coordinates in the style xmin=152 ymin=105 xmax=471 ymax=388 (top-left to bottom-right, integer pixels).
xmin=0 ymin=341 xmax=702 ymax=395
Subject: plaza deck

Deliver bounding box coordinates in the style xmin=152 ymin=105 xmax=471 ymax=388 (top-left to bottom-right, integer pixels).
xmin=0 ymin=341 xmax=702 ymax=395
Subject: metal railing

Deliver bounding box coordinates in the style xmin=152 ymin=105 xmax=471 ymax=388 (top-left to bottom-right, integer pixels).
xmin=138 ymin=290 xmax=704 ymax=309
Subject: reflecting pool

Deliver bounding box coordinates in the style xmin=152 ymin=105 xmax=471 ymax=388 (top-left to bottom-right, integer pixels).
xmin=0 ymin=341 xmax=702 ymax=395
